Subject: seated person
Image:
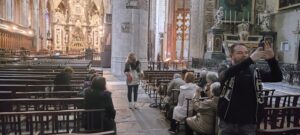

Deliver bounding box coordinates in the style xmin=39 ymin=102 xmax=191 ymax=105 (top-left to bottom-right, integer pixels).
xmin=201 ymin=72 xmax=218 ymax=98
xmin=185 ymin=82 xmax=221 ymax=135
xmin=53 ymin=67 xmax=74 ymax=91
xmin=168 ymin=72 xmax=199 ymax=133
xmin=163 ymin=73 xmax=186 ymax=119
xmin=198 ymin=68 xmax=208 ymax=89
xmin=164 ymin=73 xmax=186 ymax=105
xmin=85 ymin=69 xmax=97 ymax=81
xmin=84 ymin=77 xmax=116 ymax=133
xmin=78 ymin=73 xmax=98 ymax=96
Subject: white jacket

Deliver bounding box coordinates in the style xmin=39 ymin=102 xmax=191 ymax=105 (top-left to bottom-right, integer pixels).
xmin=173 ymin=83 xmax=198 ymax=121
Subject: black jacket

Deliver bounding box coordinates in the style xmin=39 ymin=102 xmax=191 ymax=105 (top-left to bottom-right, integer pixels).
xmin=53 ymin=72 xmax=72 ymax=91
xmin=84 ymin=90 xmax=116 ymax=131
xmin=218 ymin=57 xmax=282 ymax=124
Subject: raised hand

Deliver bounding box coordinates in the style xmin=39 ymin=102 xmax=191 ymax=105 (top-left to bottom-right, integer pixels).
xmin=250 ymin=47 xmax=264 ymax=62
xmin=262 ymin=41 xmax=275 ymax=60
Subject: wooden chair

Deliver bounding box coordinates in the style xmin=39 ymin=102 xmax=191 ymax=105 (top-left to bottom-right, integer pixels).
xmin=257 ymin=107 xmax=300 ymax=135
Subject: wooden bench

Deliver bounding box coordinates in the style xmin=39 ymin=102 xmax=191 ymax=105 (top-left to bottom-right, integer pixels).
xmin=0 ymin=98 xmax=84 ymax=112
xmin=0 ymin=75 xmax=86 ymax=81
xmin=257 ymin=107 xmax=300 ymax=135
xmin=15 ymin=91 xmax=79 ymax=98
xmin=0 ymin=84 xmax=83 ymax=92
xmin=0 ymin=109 xmax=106 ymax=135
xmin=0 ymin=79 xmax=83 ymax=85
xmin=263 ymin=95 xmax=300 ymax=108
xmin=142 ymin=70 xmax=192 ymax=94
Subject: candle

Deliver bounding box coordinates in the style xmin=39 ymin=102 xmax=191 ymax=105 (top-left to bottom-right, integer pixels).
xmin=248 ymin=12 xmax=250 ymax=23
xmin=230 ymin=10 xmax=232 ymax=23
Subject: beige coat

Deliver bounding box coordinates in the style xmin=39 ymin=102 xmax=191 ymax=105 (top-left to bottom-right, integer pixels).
xmin=186 ymin=97 xmax=219 ymax=134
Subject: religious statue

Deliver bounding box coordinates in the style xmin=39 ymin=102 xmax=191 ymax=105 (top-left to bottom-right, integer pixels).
xmin=259 ymin=10 xmax=272 ymax=32
xmin=212 ymin=7 xmax=224 ymax=29
xmin=237 ymin=19 xmax=249 ymax=41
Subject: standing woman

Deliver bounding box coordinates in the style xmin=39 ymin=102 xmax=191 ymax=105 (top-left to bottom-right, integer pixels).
xmin=124 ymin=52 xmax=142 ymax=109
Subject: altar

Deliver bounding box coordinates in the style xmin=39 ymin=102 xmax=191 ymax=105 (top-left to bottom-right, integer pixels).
xmin=50 ymin=0 xmax=103 ymax=55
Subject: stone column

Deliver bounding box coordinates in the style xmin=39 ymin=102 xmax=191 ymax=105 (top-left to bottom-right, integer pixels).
xmin=189 ymin=0 xmax=215 ymax=60
xmin=6 ymin=0 xmax=13 ymax=21
xmin=111 ymin=0 xmax=148 ymax=76
xmin=32 ymin=0 xmax=40 ymax=50
xmin=189 ymin=0 xmax=204 ymax=59
xmin=21 ymin=0 xmax=29 ymax=27
xmin=0 ymin=0 xmax=5 ymax=19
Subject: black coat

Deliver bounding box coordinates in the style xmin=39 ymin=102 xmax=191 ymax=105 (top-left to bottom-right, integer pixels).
xmin=53 ymin=72 xmax=72 ymax=91
xmin=218 ymin=57 xmax=282 ymax=124
xmin=84 ymin=90 xmax=116 ymax=132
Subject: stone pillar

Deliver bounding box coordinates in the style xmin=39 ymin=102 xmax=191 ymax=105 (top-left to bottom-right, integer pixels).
xmin=0 ymin=0 xmax=5 ymax=19
xmin=154 ymin=0 xmax=166 ymax=60
xmin=32 ymin=0 xmax=40 ymax=51
xmin=22 ymin=0 xmax=29 ymax=27
xmin=6 ymin=0 xmax=13 ymax=21
xmin=111 ymin=0 xmax=148 ymax=76
xmin=189 ymin=0 xmax=203 ymax=60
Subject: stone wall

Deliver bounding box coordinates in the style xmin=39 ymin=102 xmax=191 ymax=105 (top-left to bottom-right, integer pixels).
xmin=266 ymin=0 xmax=300 ymax=63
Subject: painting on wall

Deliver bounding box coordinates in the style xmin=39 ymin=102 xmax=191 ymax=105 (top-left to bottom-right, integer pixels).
xmin=214 ymin=36 xmax=222 ymax=52
xmin=218 ymin=0 xmax=255 ymax=23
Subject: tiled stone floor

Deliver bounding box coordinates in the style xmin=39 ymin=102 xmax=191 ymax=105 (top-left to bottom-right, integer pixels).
xmin=104 ymin=69 xmax=173 ymax=135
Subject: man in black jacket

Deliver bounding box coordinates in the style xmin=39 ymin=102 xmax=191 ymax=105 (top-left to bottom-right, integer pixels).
xmin=218 ymin=42 xmax=282 ymax=135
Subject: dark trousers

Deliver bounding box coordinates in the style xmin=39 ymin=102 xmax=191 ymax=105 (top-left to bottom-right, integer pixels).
xmin=127 ymin=85 xmax=139 ymax=102
xmin=185 ymin=119 xmax=194 ymax=135
xmin=170 ymin=119 xmax=177 ymax=130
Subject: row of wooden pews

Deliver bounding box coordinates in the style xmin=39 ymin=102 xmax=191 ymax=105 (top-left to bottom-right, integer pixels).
xmin=256 ymin=89 xmax=300 ymax=134
xmin=0 ymin=60 xmax=111 ymax=134
xmin=141 ymin=70 xmax=195 ymax=108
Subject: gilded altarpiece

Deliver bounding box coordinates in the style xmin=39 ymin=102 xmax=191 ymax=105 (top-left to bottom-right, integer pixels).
xmin=51 ymin=0 xmax=103 ymax=54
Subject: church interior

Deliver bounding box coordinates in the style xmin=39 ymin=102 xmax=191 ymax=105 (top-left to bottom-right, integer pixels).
xmin=0 ymin=0 xmax=300 ymax=135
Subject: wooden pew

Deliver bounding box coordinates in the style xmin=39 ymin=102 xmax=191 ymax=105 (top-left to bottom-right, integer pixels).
xmin=15 ymin=91 xmax=79 ymax=98
xmin=0 ymin=109 xmax=106 ymax=135
xmin=0 ymin=71 xmax=90 ymax=75
xmin=0 ymin=75 xmax=86 ymax=80
xmin=0 ymin=84 xmax=83 ymax=92
xmin=0 ymin=79 xmax=83 ymax=85
xmin=263 ymin=95 xmax=300 ymax=108
xmin=257 ymin=107 xmax=300 ymax=135
xmin=0 ymin=98 xmax=84 ymax=112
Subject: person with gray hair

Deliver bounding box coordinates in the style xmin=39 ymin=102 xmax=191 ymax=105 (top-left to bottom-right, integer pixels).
xmin=198 ymin=68 xmax=208 ymax=89
xmin=165 ymin=73 xmax=186 ymax=105
xmin=185 ymin=82 xmax=221 ymax=135
xmin=163 ymin=73 xmax=186 ymax=120
xmin=201 ymin=72 xmax=218 ymax=98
